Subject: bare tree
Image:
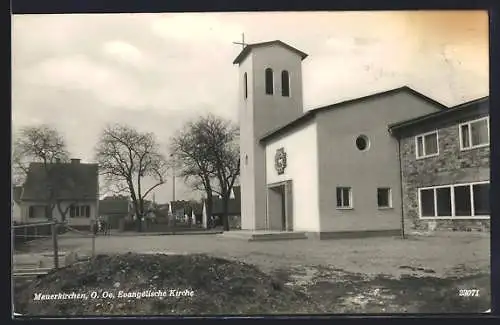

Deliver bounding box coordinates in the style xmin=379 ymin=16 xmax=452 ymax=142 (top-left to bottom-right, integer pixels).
xmin=170 ymin=122 xmax=217 ymax=225
xmin=95 ymin=124 xmax=168 ymax=232
xmin=170 ymin=114 xmax=240 ymax=231
xmin=12 ymin=125 xmax=75 ymax=221
xmin=202 ymin=115 xmax=240 ymax=231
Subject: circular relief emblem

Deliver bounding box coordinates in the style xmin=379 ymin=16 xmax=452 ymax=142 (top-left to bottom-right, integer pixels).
xmin=274 ymin=147 xmax=287 ymax=175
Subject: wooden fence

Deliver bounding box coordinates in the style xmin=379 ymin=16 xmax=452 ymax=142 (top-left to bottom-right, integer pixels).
xmin=13 ymin=221 xmax=66 ymax=246
xmin=13 ymin=221 xmax=96 ymax=276
xmin=12 ymin=221 xmax=63 ymax=270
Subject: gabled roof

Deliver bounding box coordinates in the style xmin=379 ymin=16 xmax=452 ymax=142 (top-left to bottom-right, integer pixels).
xmin=13 ymin=186 xmax=23 ymax=203
xmin=388 ymin=96 xmax=489 ymax=135
xmin=21 ymin=161 xmax=98 ymax=201
xmin=233 ymin=40 xmax=308 ymax=64
xmin=259 ymin=86 xmax=448 ymax=143
xmin=212 ymin=186 xmax=241 ymax=216
xmin=99 ymin=197 xmax=130 ymax=215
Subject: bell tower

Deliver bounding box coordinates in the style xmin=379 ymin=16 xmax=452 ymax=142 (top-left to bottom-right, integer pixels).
xmin=233 ymin=40 xmax=308 ymax=230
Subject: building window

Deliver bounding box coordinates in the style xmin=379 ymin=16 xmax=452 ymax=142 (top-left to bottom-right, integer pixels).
xmin=336 ymin=187 xmax=352 ymax=209
xmin=420 ymin=189 xmax=435 ymax=217
xmin=356 ymin=135 xmax=370 ymax=151
xmin=436 ymin=187 xmax=452 ymax=216
xmin=265 ymin=68 xmax=274 ymax=95
xmin=459 ymin=117 xmax=489 ymax=150
xmin=473 ymin=183 xmax=490 ymax=215
xmin=70 ymin=205 xmax=91 ymax=218
xmin=28 ymin=205 xmax=49 ymax=218
xmin=243 ymin=72 xmax=248 ymax=99
xmin=415 ymin=131 xmax=439 ymax=159
xmin=418 ymin=181 xmax=490 ymax=219
xmin=281 ymin=70 xmax=290 ymax=97
xmin=454 ymin=185 xmax=471 ymax=216
xmin=377 ymin=188 xmax=392 ymax=208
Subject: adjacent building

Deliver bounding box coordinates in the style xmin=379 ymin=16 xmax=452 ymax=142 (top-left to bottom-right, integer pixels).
xmin=12 ymin=186 xmax=23 ymax=223
xmin=211 ymin=186 xmax=242 ymax=229
xmin=98 ymin=195 xmax=132 ymax=229
xmin=16 ymin=158 xmax=99 ymax=226
xmin=389 ymin=97 xmax=490 ymax=233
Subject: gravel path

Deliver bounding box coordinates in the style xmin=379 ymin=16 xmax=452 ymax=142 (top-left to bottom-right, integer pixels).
xmin=15 ymin=232 xmax=490 ymax=278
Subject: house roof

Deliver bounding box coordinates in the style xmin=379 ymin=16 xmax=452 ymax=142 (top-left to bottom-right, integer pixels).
xmin=156 ymin=203 xmax=170 ymax=210
xmin=21 ymin=161 xmax=98 ymax=201
xmin=153 ymin=203 xmax=169 ymax=218
xmin=13 ymin=186 xmax=22 ymax=203
xmin=388 ymin=96 xmax=489 ymax=135
xmin=212 ymin=186 xmax=241 ymax=216
xmin=170 ymin=200 xmax=187 ymax=211
xmin=259 ymin=86 xmax=448 ymax=144
xmin=233 ymin=40 xmax=308 ymax=65
xmin=99 ymin=197 xmax=129 ymax=215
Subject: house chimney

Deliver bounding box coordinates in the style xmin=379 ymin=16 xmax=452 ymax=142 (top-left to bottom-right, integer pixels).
xmin=71 ymin=158 xmax=81 ymax=164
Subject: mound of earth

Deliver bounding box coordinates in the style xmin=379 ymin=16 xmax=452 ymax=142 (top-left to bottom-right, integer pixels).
xmin=15 ymin=253 xmax=316 ymax=316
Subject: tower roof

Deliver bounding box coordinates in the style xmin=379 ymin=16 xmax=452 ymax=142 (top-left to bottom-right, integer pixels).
xmin=232 ymin=40 xmax=308 ymax=64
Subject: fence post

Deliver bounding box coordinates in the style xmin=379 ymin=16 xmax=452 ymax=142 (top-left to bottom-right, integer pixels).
xmin=91 ymin=220 xmax=96 ymax=257
xmin=92 ymin=232 xmax=96 ymax=257
xmin=52 ymin=222 xmax=59 ymax=269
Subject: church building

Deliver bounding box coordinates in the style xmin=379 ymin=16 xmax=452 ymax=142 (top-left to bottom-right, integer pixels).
xmin=233 ymin=40 xmax=490 ymax=239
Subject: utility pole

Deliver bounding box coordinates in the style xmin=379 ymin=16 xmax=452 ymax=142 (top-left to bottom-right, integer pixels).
xmin=171 ymin=155 xmax=176 ymax=202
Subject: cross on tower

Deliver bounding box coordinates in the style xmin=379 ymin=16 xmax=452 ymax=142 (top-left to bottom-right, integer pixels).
xmin=232 ymin=33 xmax=248 ymax=49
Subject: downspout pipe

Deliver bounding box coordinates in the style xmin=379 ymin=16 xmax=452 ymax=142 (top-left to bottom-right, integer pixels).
xmin=390 ymin=127 xmax=406 ymax=240
xmin=397 ymin=135 xmax=406 ymax=240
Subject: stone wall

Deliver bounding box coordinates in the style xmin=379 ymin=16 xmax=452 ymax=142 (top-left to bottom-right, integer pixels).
xmin=399 ymin=115 xmax=490 ymax=232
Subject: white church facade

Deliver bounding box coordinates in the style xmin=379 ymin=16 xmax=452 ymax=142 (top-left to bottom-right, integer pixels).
xmin=233 ymin=40 xmax=490 ymax=239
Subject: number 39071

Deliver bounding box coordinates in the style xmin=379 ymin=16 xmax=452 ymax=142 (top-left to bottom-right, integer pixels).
xmin=458 ymin=289 xmax=480 ymax=297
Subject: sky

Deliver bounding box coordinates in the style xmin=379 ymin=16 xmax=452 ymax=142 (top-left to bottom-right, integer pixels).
xmin=11 ymin=10 xmax=489 ymax=203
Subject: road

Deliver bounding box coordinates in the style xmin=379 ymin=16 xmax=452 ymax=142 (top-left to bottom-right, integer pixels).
xmin=14 ymin=231 xmax=490 ymax=278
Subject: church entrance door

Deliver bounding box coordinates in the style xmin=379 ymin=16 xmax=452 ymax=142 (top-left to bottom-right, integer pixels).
xmin=267 ymin=180 xmax=293 ymax=231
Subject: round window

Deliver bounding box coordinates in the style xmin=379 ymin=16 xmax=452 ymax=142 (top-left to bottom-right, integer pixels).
xmin=356 ymin=135 xmax=369 ymax=151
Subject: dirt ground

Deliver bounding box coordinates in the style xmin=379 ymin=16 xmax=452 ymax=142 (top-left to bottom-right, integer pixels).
xmin=14 ymin=231 xmax=491 ymax=314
